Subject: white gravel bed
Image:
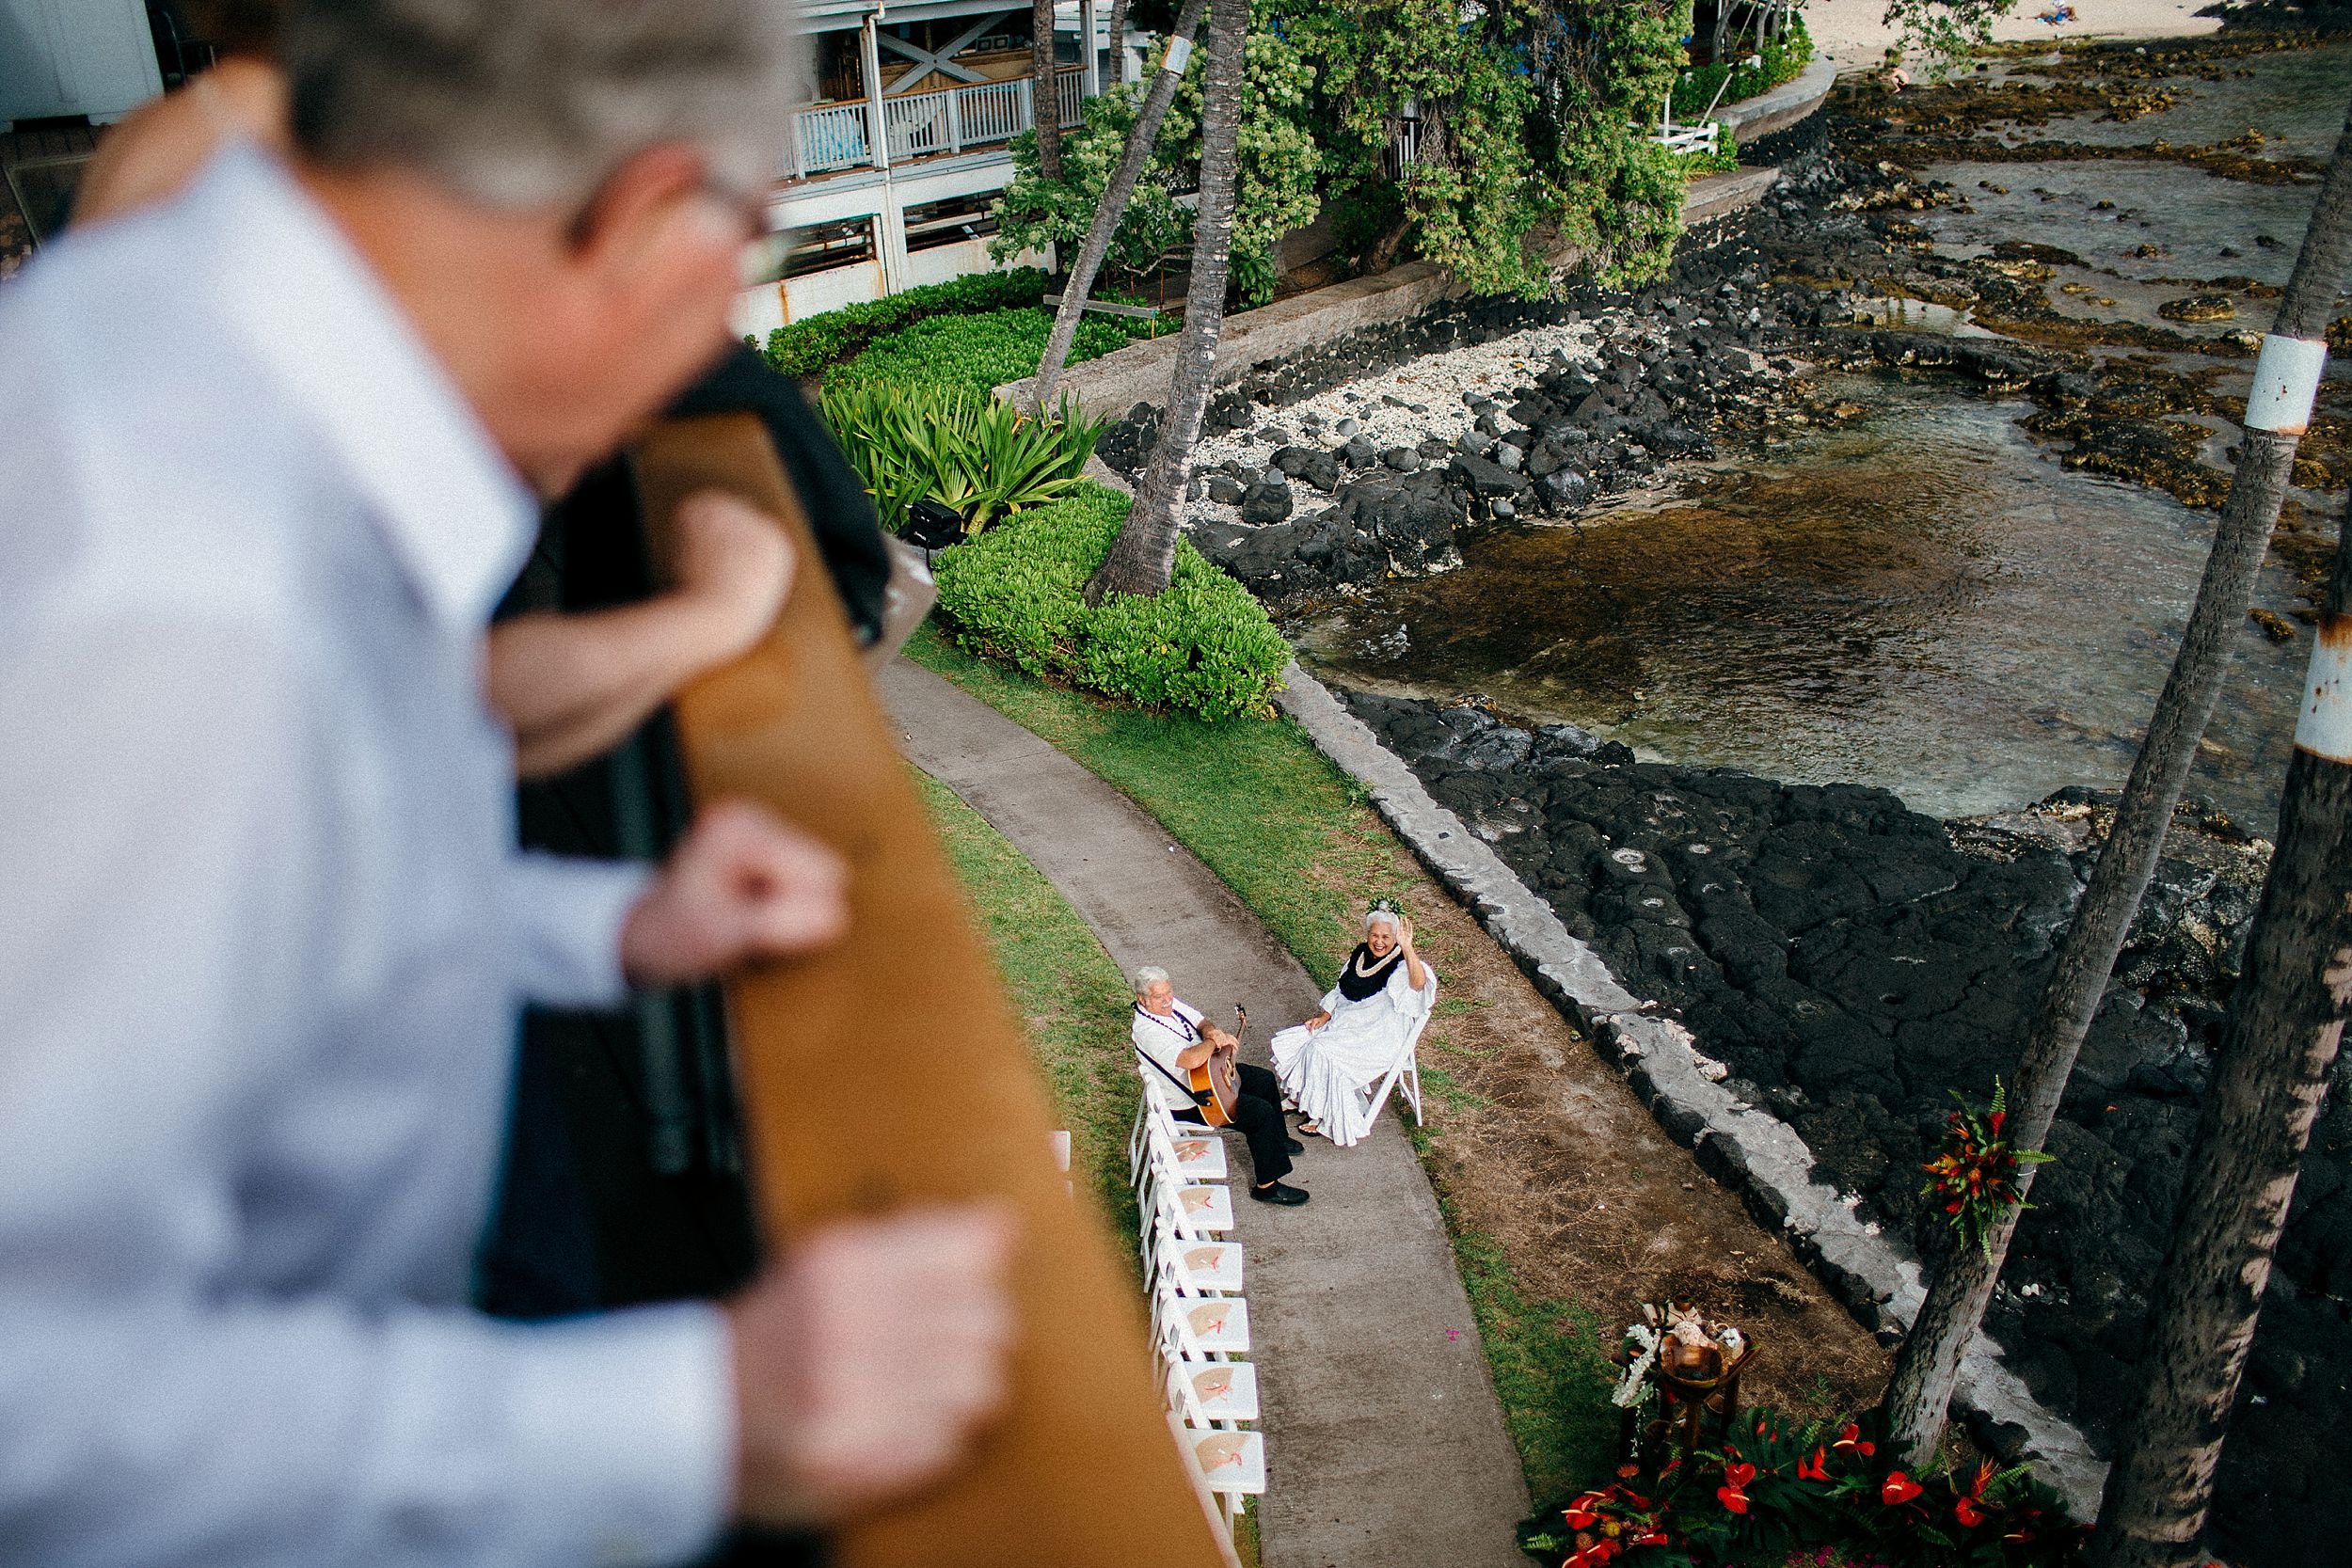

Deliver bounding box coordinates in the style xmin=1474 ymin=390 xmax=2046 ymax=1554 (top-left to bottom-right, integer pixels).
xmin=1183 ymin=315 xmax=1627 ymax=483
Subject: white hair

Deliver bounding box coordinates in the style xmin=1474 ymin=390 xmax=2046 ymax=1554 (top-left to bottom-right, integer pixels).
xmin=1133 ymin=964 xmax=1171 ymax=996
xmin=284 ymin=0 xmax=803 ymax=209
xmin=1365 ymin=908 xmax=1402 ymax=934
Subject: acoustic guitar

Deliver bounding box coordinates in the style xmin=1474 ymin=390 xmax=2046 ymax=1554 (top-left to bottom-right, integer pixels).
xmin=1184 ymin=1004 xmax=1247 ymax=1128
xmin=630 ymin=414 xmax=1233 ymax=1568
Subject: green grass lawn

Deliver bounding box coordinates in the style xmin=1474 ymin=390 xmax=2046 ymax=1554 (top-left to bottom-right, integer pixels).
xmin=914 ymin=769 xmax=1141 ymax=1253
xmin=908 ymin=624 xmax=1402 ymax=990
xmin=906 ymin=623 xmax=1615 ymax=1513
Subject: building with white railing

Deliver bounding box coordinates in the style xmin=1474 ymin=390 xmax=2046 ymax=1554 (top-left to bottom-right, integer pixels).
xmin=732 ymin=0 xmax=1132 ymax=338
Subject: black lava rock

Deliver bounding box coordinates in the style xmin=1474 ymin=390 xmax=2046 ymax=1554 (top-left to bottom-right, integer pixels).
xmin=1238 ymin=480 xmax=1294 ymax=524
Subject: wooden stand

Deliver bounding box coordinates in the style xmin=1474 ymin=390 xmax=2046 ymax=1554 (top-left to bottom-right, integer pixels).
xmin=1617 ymin=1334 xmax=1756 ymax=1479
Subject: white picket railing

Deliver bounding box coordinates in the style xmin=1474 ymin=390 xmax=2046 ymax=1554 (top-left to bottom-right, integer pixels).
xmin=791 ymin=101 xmax=872 ymax=175
xmin=789 ymin=70 xmax=1089 ymax=178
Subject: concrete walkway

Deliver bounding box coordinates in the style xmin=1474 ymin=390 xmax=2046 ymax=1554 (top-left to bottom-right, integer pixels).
xmin=878 ymin=658 xmax=1530 ymax=1568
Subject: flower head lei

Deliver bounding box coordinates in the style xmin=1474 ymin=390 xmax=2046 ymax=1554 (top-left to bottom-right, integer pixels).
xmin=1367 ymin=895 xmax=1406 ymax=925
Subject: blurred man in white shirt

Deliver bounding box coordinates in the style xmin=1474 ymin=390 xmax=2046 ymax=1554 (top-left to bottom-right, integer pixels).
xmin=0 ymin=2 xmax=1012 ymax=1563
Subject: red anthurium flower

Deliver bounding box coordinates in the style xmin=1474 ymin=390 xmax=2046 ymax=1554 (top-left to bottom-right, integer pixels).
xmin=1834 ymin=1423 xmax=1876 ymax=1458
xmin=1563 ymin=1496 xmax=1601 ymax=1530
xmin=1722 ymin=1462 xmax=1757 ymax=1489
xmin=1631 ymin=1528 xmax=1671 ymax=1546
xmin=1956 ymin=1497 xmax=1987 ymax=1528
xmin=1798 ymin=1446 xmax=1830 ymax=1481
xmin=1717 ymin=1483 xmax=1751 ymax=1514
xmin=1882 ymin=1472 xmax=1924 ymax=1506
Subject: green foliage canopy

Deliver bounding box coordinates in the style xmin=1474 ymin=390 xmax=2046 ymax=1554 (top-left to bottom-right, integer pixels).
xmin=992 ymin=0 xmax=1707 ymax=306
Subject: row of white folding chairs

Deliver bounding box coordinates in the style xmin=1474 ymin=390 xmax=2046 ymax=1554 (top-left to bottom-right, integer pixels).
xmin=1131 ymin=1076 xmax=1268 ymax=1527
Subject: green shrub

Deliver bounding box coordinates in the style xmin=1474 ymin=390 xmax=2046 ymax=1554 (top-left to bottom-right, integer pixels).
xmin=820 ymin=381 xmax=1103 ymax=534
xmin=932 ymin=484 xmax=1291 ymax=721
xmin=827 ymin=307 xmax=1154 ymax=402
xmin=758 ymin=267 xmax=1050 ymax=378
xmin=1671 ymin=16 xmax=1813 ymax=122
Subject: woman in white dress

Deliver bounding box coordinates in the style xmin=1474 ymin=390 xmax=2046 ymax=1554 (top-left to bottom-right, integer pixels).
xmin=1270 ymin=903 xmax=1437 ymax=1147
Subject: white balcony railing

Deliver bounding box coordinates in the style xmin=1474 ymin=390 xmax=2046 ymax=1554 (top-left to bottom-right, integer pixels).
xmin=790 ymin=100 xmax=874 ymax=175
xmin=786 ymin=69 xmax=1089 ymax=181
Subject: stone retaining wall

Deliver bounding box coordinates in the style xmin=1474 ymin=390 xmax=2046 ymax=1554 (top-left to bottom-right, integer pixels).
xmin=1711 ymin=55 xmax=1842 ymax=146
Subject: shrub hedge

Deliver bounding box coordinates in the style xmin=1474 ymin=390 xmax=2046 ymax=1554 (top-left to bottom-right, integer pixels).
xmin=758 ymin=267 xmax=1049 ymax=378
xmin=932 ymin=483 xmax=1291 ymax=721
xmin=1671 ymin=16 xmax=1814 ymax=121
xmin=827 ymin=307 xmax=1154 ymax=402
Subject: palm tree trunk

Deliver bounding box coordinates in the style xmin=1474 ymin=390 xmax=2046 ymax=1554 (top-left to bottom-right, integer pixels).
xmin=1881 ymin=90 xmax=2352 ymax=1467
xmin=1082 ymin=0 xmax=1246 ymax=604
xmin=2090 ymin=548 xmax=2352 ymax=1568
xmin=2086 ymin=110 xmax=2352 ymax=1568
xmin=1030 ymin=0 xmax=1210 ymax=415
xmin=1031 ymin=0 xmax=1064 ymax=183
xmin=1106 ymin=0 xmax=1132 ymax=82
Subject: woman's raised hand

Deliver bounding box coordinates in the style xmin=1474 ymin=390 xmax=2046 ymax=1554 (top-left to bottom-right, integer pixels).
xmin=1397 ymin=915 xmax=1416 ymax=952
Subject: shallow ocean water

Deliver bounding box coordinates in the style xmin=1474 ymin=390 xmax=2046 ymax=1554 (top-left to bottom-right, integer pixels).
xmin=1295 ymin=372 xmax=2311 ymax=831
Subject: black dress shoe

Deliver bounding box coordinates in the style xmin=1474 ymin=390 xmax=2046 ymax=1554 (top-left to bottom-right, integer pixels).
xmin=1282 ymin=1136 xmax=1306 ymax=1155
xmin=1249 ymin=1181 xmax=1311 ymax=1206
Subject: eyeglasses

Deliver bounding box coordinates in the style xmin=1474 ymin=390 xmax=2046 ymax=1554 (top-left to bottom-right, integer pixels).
xmin=564 ymin=162 xmax=787 ymax=286
xmin=700 ymin=171 xmax=793 ymax=288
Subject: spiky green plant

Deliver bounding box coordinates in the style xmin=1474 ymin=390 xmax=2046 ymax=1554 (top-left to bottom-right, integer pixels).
xmin=818 ymin=383 xmax=1104 ymax=536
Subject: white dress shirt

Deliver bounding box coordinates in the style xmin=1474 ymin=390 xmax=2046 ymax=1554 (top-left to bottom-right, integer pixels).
xmin=0 ymin=148 xmax=730 ymax=1567
xmin=1132 ymin=999 xmax=1207 ymax=1086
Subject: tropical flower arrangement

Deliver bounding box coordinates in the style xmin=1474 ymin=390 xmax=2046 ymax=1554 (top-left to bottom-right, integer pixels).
xmin=1519 ymin=1411 xmax=2089 ymax=1568
xmin=1920 ymin=1080 xmax=2055 ymax=1259
xmin=1614 ymin=1302 xmax=1748 ymax=1416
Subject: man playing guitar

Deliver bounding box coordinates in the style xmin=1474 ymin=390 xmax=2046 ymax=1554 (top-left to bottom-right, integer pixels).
xmin=1130 ymin=967 xmax=1309 ymax=1206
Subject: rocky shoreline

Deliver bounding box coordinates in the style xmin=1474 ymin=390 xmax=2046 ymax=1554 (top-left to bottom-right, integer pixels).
xmin=1095 ymin=40 xmax=2349 ymax=620
xmin=1343 ymin=690 xmax=2343 ymax=1564
xmin=1101 ymin=38 xmax=2352 ymax=1567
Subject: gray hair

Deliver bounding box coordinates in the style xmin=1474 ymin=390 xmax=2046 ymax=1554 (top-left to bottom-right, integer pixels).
xmin=1365 ymin=908 xmax=1402 ymax=934
xmin=283 ymin=0 xmax=803 ymax=208
xmin=1133 ymin=964 xmax=1171 ymax=996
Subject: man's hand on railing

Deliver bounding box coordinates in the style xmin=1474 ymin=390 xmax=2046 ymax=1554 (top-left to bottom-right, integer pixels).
xmin=620 ymin=800 xmax=850 ymax=985
xmin=727 ymin=1204 xmax=1020 ymax=1527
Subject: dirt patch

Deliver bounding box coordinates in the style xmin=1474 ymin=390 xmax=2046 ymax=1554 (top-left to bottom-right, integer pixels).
xmin=1370 ymin=833 xmax=1893 ymax=1425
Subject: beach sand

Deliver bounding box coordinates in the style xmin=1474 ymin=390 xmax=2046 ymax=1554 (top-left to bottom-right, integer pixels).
xmin=1803 ymin=0 xmax=2221 ymax=73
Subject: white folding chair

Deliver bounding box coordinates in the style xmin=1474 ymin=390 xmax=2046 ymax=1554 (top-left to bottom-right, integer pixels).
xmin=1362 ymin=981 xmax=1438 ymax=1128
xmin=1140 ymin=1112 xmax=1229 ymax=1188
xmin=1153 ymin=1274 xmax=1250 ymax=1358
xmin=1187 ymin=1427 xmax=1268 ymax=1521
xmin=1145 ymin=1168 xmax=1235 ymax=1239
xmin=1152 ymin=1220 xmax=1244 ymax=1296
xmin=1130 ymin=1072 xmax=1228 ymax=1186
xmin=1166 ymin=1356 xmax=1260 ymax=1425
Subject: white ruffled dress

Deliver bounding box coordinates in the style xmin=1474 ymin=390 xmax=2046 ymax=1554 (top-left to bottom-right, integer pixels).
xmin=1268 ymin=956 xmax=1437 ymax=1148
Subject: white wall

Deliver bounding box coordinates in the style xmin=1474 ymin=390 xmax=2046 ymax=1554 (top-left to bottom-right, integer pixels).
xmin=1 ymin=0 xmax=161 ymax=123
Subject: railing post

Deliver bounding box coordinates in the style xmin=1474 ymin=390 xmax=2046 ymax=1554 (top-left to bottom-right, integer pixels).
xmin=1079 ymin=0 xmax=1101 ymax=98
xmin=861 ymin=17 xmax=891 ymax=171
xmin=1020 ymin=74 xmax=1035 ymax=135
xmin=947 ymin=84 xmax=963 ymax=154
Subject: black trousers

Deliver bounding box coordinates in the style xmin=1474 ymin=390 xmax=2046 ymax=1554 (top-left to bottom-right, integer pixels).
xmin=1174 ymin=1062 xmax=1293 ymax=1184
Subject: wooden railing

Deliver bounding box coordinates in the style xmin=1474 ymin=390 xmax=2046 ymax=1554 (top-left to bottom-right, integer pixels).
xmin=785 ymin=68 xmax=1089 ymax=180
